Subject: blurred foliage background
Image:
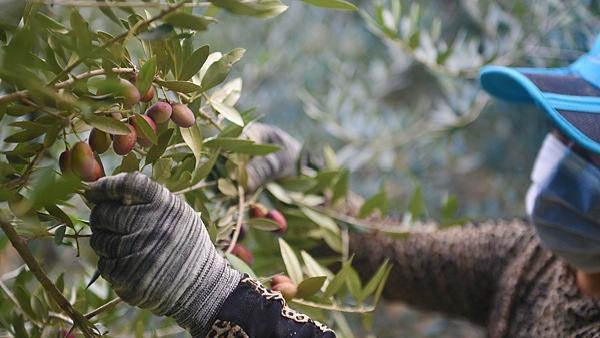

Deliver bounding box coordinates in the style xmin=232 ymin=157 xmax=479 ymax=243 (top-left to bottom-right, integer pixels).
xmin=1 ymin=0 xmax=600 ymax=337
xmin=203 ymin=0 xmax=600 ymax=336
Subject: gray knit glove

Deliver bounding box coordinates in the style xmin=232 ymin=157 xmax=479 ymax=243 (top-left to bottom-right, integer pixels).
xmin=243 ymin=123 xmax=303 ymax=191
xmin=86 ymin=172 xmax=242 ymax=337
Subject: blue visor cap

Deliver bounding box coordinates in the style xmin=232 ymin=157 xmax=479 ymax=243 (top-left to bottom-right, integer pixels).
xmin=480 ymin=40 xmax=600 ymax=155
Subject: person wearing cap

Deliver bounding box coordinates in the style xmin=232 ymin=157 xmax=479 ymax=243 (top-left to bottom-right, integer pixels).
xmin=85 ymin=41 xmax=600 ymax=337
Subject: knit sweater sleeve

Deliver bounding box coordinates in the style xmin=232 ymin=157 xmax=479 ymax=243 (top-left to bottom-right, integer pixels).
xmin=349 ymin=219 xmax=537 ymax=326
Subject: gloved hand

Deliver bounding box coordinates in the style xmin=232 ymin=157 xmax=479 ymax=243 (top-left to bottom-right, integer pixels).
xmin=86 ymin=172 xmax=242 ymax=337
xmin=243 ymin=123 xmax=303 ymax=191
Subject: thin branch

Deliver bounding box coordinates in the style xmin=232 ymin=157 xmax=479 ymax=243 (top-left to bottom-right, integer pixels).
xmin=290 ymin=299 xmax=375 ymax=313
xmin=36 ymin=0 xmax=211 ymax=8
xmin=173 ymin=180 xmax=215 ymax=195
xmin=85 ymin=298 xmax=122 ymax=319
xmin=0 ymin=218 xmax=96 ymax=337
xmin=0 ymin=67 xmax=135 ymax=105
xmin=225 ymin=185 xmax=245 ymax=255
xmin=47 ymin=1 xmax=186 ymax=87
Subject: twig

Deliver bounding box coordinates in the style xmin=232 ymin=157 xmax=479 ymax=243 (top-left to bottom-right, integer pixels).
xmin=225 ymin=185 xmax=245 ymax=255
xmin=0 ymin=67 xmax=136 ymax=105
xmin=173 ymin=180 xmax=215 ymax=195
xmin=0 ymin=218 xmax=96 ymax=337
xmin=36 ymin=0 xmax=211 ymax=8
xmin=290 ymin=299 xmax=375 ymax=313
xmin=85 ymin=298 xmax=122 ymax=319
xmin=46 ymin=1 xmax=186 ymax=87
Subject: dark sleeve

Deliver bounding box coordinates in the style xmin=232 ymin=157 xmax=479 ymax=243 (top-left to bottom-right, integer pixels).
xmin=349 ymin=219 xmax=537 ymax=326
xmin=570 ymin=325 xmax=600 ymax=338
xmin=206 ymin=276 xmax=336 ymax=338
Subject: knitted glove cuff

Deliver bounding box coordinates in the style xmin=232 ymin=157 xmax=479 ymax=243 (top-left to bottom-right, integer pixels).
xmin=167 ymin=250 xmax=243 ymax=338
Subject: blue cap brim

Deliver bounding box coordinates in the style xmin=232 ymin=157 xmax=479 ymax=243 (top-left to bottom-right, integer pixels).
xmin=480 ymin=65 xmax=600 ymax=155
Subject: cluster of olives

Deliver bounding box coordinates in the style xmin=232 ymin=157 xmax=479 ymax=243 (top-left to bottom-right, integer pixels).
xmin=59 ymin=77 xmax=196 ymax=182
xmin=230 ymin=204 xmax=288 ymax=266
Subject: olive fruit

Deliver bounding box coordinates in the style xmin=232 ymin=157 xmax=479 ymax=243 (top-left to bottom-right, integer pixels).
xmin=113 ymin=124 xmax=137 ymax=155
xmin=272 ymin=282 xmax=297 ymax=301
xmin=129 ymin=115 xmax=157 ymax=147
xmin=231 ymin=244 xmax=253 ymax=266
xmin=88 ymin=128 xmax=111 ymax=154
xmin=70 ymin=142 xmax=96 ymax=179
xmin=84 ymin=158 xmax=104 ymax=182
xmin=170 ymin=103 xmax=195 ymax=128
xmin=147 ymin=101 xmax=172 ymax=123
xmin=59 ymin=150 xmax=72 ymax=175
xmin=141 ymin=86 xmax=155 ymax=102
xmin=119 ymin=79 xmax=141 ymax=108
xmin=271 ymin=275 xmax=293 ymax=285
xmin=267 ymin=210 xmax=287 ymax=234
xmin=249 ymin=203 xmax=269 ymax=218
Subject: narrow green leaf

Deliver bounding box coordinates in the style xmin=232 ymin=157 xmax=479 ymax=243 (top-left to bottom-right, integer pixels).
xmin=192 ymin=150 xmax=219 ymax=183
xmin=296 ymin=276 xmax=327 ymax=299
xmin=247 ymin=217 xmax=280 ymax=231
xmin=226 ymin=253 xmax=256 ymax=278
xmin=204 ymin=137 xmax=280 ymax=155
xmin=146 ymin=128 xmax=174 ymax=165
xmin=163 ymin=12 xmax=216 ymax=31
xmin=409 ymin=183 xmax=426 ymax=219
xmin=133 ymin=114 xmax=157 ymax=145
xmin=14 ymin=286 xmax=36 ymax=320
xmin=217 ymin=178 xmax=237 ymax=196
xmin=300 ymin=206 xmax=338 ymax=233
xmin=152 ymin=158 xmax=173 ymax=183
xmin=324 ymin=258 xmax=353 ymax=298
xmin=358 ymin=260 xmax=390 ymax=303
xmin=35 ymin=12 xmax=68 ymax=33
xmin=358 ymin=189 xmax=388 ymax=218
xmin=138 ymin=23 xmax=174 ymax=40
xmin=279 ymin=238 xmax=303 ymax=284
xmin=180 ymin=45 xmax=209 ymax=81
xmin=210 ymin=100 xmax=244 ymax=126
xmin=332 ymin=169 xmax=349 ymax=203
xmin=302 ymin=0 xmax=358 ymax=10
xmin=180 ymin=124 xmax=203 ymax=169
xmin=86 ymin=115 xmax=131 ymax=135
xmin=4 ymin=128 xmax=45 ymax=143
xmin=155 ymin=79 xmax=201 ymax=93
xmin=53 ymin=225 xmax=66 ymax=245
xmin=201 ymin=48 xmax=245 ymax=91
xmin=120 ymin=153 xmax=139 ymax=173
xmin=137 ymin=56 xmax=156 ymax=95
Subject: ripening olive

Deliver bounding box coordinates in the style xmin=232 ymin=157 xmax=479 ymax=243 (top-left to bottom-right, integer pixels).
xmin=88 ymin=128 xmax=111 ymax=154
xmin=170 ymin=103 xmax=195 ymax=128
xmin=113 ymin=124 xmax=137 ymax=155
xmin=147 ymin=101 xmax=173 ymax=124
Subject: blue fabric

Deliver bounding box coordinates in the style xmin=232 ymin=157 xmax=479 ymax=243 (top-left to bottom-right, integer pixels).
xmin=527 ymin=134 xmax=600 ymax=273
xmin=479 ymin=36 xmax=600 ymax=155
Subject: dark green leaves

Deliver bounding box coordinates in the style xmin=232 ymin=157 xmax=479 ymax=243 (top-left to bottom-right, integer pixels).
xmin=209 ymin=0 xmax=288 ymax=18
xmin=302 ymin=0 xmax=358 ymax=11
xmin=204 ymin=137 xmax=280 ymax=155
xmin=201 ymin=48 xmax=245 ymax=91
xmin=137 ymin=56 xmax=156 ymax=95
xmin=86 ymin=115 xmax=131 ymax=135
xmin=163 ymin=13 xmax=216 ymax=31
xmin=180 ymin=45 xmax=209 ymax=81
xmin=154 ymin=79 xmax=201 ymax=93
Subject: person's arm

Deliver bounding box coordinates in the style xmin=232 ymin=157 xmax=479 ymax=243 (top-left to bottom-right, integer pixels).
xmin=349 ymin=220 xmax=537 ymax=326
xmin=86 ymin=173 xmax=334 ymax=338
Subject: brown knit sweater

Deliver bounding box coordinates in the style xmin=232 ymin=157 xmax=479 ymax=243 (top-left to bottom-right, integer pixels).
xmin=350 ymin=219 xmax=600 ymax=338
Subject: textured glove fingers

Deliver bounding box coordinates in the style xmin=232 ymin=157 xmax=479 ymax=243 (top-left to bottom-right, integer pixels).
xmin=86 ymin=172 xmax=161 ymax=205
xmin=243 ymin=123 xmax=302 ymax=191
